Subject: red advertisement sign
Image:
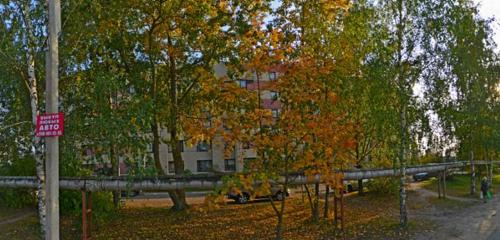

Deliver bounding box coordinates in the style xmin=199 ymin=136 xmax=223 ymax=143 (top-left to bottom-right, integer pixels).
xmin=35 ymin=112 xmax=64 ymax=137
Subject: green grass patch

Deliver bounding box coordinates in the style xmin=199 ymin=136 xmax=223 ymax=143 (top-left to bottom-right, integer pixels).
xmin=423 ymin=175 xmax=476 ymax=197
xmin=493 ymin=174 xmax=500 ymax=190
xmin=422 ymin=174 xmax=500 ymax=198
xmin=0 ymin=214 xmax=41 ymax=240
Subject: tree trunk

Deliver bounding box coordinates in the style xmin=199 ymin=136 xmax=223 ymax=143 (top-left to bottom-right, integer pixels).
xmin=168 ymin=127 xmax=188 ymax=211
xmin=304 ymin=183 xmax=319 ymax=222
xmin=151 ymin=116 xmax=188 ymax=210
xmin=312 ymin=182 xmax=320 ymax=222
xmin=275 ymin=214 xmax=283 ymax=240
xmin=323 ymin=185 xmax=329 ymax=218
xmin=272 ymin=154 xmax=290 ymax=240
xmin=396 ymin=0 xmax=408 ymax=227
xmin=166 ymin=33 xmax=188 ymax=211
xmin=358 ymin=179 xmax=364 ymax=195
xmin=23 ymin=2 xmax=46 ymax=235
xmin=152 ymin=121 xmax=162 ymax=175
xmin=470 ymin=150 xmax=475 ymax=195
xmin=167 ymin=190 xmax=187 ymax=210
xmin=333 ymin=190 xmax=338 ymax=227
xmin=270 ymin=188 xmax=286 ymax=240
xmin=489 ymin=156 xmax=493 ymax=186
xmin=443 ymin=171 xmax=447 ymax=199
xmin=109 ymin=145 xmax=120 ymax=208
xmin=485 ymin=164 xmax=489 ymax=184
xmin=399 ymin=105 xmax=408 ymax=227
xmin=355 ymin=138 xmax=364 ymax=195
xmin=304 ymin=184 xmax=312 ymax=202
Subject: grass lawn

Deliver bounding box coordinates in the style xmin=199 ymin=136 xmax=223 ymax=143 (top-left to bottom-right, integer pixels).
xmin=421 ymin=173 xmax=500 ymax=198
xmin=0 ymin=213 xmax=41 ymax=240
xmin=493 ymin=174 xmax=500 ymax=189
xmin=0 ymin=192 xmax=436 ymax=240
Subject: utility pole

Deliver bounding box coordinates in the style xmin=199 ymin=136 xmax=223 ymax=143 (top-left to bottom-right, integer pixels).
xmin=46 ymin=0 xmax=61 ymax=239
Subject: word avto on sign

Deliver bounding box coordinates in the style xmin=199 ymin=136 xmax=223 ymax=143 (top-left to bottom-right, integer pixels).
xmin=35 ymin=112 xmax=64 ymax=137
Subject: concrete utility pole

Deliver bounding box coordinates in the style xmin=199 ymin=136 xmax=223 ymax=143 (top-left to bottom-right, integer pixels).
xmin=46 ymin=0 xmax=61 ymax=239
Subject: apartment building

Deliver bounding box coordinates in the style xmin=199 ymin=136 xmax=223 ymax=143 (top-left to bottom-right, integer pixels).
xmin=85 ymin=64 xmax=283 ymax=176
xmin=158 ymin=64 xmax=282 ymax=174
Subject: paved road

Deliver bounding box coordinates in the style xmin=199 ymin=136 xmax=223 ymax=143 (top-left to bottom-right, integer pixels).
xmin=413 ymin=190 xmax=500 ymax=240
xmin=451 ymin=198 xmax=499 ymax=240
xmin=487 ymin=226 xmax=500 ymax=240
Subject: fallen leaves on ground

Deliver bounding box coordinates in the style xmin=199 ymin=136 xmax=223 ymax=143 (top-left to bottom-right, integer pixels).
xmin=0 ymin=192 xmax=437 ymax=240
xmin=89 ymin=194 xmax=430 ymax=240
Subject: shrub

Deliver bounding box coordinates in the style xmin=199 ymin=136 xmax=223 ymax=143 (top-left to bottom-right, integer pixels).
xmin=60 ymin=190 xmax=115 ymax=224
xmin=0 ymin=188 xmax=36 ymax=208
xmin=0 ymin=156 xmax=36 ymax=208
xmin=366 ymin=177 xmax=399 ymax=195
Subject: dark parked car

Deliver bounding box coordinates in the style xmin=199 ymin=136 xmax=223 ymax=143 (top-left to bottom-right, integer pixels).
xmin=413 ymin=172 xmax=430 ymax=181
xmin=227 ymin=185 xmax=290 ymax=204
xmin=121 ymin=190 xmax=140 ymax=197
xmin=344 ymin=179 xmax=370 ymax=192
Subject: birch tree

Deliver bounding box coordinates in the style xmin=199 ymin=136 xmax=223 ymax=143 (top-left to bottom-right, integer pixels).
xmin=0 ymin=0 xmax=47 ymax=234
xmin=21 ymin=1 xmax=46 ymax=233
xmin=421 ymin=0 xmax=499 ymax=194
xmin=377 ymin=0 xmax=428 ymax=226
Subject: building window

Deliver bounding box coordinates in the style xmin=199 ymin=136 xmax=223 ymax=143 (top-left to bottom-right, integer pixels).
xmin=272 ymin=109 xmax=280 ymax=119
xmin=196 ymin=141 xmax=210 ymax=152
xmin=168 ymin=161 xmax=175 ymax=174
xmin=168 ymin=140 xmax=184 ymax=152
xmin=237 ymin=79 xmax=248 ymax=89
xmin=197 ymin=160 xmax=213 ymax=172
xmin=224 ymin=159 xmax=236 ymax=172
xmin=268 ymin=72 xmax=277 ymax=81
xmin=270 ymin=91 xmax=278 ymax=101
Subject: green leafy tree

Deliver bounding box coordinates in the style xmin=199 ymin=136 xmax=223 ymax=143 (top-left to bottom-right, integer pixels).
xmin=421 ymin=0 xmax=499 ymax=194
xmin=0 ymin=0 xmax=48 ymax=234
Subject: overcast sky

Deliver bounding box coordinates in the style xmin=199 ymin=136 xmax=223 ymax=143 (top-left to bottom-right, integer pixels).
xmin=475 ymin=0 xmax=500 ymax=51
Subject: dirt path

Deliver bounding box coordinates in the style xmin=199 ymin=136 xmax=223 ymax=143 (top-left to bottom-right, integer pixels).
xmin=0 ymin=211 xmax=35 ymax=227
xmin=410 ymin=183 xmax=500 ymax=240
xmin=416 ymin=188 xmax=478 ymax=203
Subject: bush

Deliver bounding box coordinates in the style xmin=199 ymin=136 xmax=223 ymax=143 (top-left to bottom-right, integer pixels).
xmin=0 ymin=156 xmax=37 ymax=208
xmin=366 ymin=177 xmax=399 ymax=195
xmin=60 ymin=190 xmax=115 ymax=224
xmin=0 ymin=188 xmax=36 ymax=208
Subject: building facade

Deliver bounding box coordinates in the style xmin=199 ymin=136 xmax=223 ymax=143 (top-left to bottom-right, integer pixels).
xmin=159 ymin=64 xmax=282 ymax=174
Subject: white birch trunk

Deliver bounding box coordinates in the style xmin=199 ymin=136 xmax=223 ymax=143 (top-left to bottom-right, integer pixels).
xmin=470 ymin=150 xmax=475 ymax=195
xmin=399 ymin=105 xmax=408 ymax=226
xmin=395 ymin=0 xmax=408 ymax=227
xmin=23 ymin=1 xmax=47 ymax=235
xmin=489 ymin=156 xmax=493 ymax=185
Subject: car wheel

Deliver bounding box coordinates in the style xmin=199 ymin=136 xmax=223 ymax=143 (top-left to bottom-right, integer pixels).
xmin=275 ymin=192 xmax=285 ymax=201
xmin=236 ymin=193 xmax=249 ymax=204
